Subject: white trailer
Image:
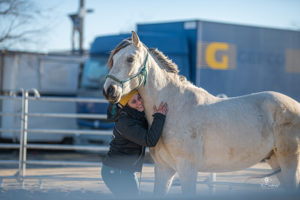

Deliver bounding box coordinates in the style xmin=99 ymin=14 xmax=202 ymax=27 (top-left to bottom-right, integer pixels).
xmin=0 ymin=50 xmax=87 ymax=142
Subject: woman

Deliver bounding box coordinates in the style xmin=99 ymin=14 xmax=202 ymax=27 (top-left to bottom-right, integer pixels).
xmin=101 ymin=90 xmax=168 ymax=197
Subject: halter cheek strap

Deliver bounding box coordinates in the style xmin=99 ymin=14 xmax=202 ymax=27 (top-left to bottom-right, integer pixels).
xmin=105 ymin=52 xmax=148 ymax=91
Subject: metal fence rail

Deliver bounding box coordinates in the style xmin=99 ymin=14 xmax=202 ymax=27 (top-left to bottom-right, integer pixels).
xmin=0 ymin=89 xmax=112 ymax=177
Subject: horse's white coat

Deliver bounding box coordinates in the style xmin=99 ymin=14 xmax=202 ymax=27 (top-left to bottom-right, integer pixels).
xmin=103 ymin=32 xmax=300 ymax=195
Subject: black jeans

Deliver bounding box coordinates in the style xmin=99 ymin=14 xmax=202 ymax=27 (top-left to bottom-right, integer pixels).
xmin=101 ymin=164 xmax=139 ymax=197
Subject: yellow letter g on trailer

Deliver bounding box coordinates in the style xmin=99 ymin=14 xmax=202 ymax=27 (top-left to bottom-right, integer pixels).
xmin=206 ymin=43 xmax=228 ymax=69
xmin=197 ymin=42 xmax=236 ymax=70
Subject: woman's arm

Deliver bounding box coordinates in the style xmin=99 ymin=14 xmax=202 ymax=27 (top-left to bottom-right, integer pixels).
xmin=115 ymin=102 xmax=168 ymax=147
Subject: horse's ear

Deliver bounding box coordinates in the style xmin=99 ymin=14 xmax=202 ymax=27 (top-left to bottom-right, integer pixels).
xmin=132 ymin=31 xmax=140 ymax=47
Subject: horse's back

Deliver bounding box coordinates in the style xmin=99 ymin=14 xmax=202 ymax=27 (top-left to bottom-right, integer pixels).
xmin=212 ymin=91 xmax=300 ymax=119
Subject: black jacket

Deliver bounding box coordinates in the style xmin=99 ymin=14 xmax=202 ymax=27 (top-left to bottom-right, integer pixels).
xmin=103 ymin=104 xmax=166 ymax=172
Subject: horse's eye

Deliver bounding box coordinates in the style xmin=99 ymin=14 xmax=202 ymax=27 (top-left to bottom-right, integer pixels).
xmin=127 ymin=56 xmax=134 ymax=63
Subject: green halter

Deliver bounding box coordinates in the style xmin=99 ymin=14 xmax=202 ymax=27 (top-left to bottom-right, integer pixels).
xmin=106 ymin=53 xmax=148 ymax=91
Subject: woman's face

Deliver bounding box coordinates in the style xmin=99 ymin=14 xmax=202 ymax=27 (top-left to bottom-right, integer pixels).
xmin=127 ymin=94 xmax=144 ymax=112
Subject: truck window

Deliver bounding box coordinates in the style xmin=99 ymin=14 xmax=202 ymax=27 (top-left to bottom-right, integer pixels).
xmin=81 ymin=56 xmax=109 ymax=89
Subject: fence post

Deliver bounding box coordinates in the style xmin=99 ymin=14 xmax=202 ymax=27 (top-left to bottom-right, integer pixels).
xmin=18 ymin=89 xmax=29 ymax=177
xmin=208 ymin=173 xmax=216 ymax=194
xmin=22 ymin=91 xmax=29 ymax=176
xmin=18 ymin=89 xmax=25 ymax=177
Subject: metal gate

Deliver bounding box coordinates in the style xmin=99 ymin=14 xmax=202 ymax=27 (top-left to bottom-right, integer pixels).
xmin=0 ymin=89 xmax=112 ymax=177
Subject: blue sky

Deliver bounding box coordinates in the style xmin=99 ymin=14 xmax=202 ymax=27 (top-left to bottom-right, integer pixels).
xmin=29 ymin=0 xmax=300 ymax=52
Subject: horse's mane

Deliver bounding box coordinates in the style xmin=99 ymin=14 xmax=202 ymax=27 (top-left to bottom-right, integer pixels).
xmin=148 ymin=48 xmax=179 ymax=74
xmin=150 ymin=48 xmax=190 ymax=82
xmin=107 ymin=37 xmax=187 ymax=82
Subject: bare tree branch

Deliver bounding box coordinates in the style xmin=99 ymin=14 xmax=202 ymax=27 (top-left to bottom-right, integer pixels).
xmin=0 ymin=0 xmax=45 ymax=49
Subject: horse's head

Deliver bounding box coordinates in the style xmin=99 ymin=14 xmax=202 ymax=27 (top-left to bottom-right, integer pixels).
xmin=103 ymin=31 xmax=148 ymax=103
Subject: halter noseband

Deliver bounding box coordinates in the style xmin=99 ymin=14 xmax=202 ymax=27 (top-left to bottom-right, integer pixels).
xmin=105 ymin=52 xmax=148 ymax=91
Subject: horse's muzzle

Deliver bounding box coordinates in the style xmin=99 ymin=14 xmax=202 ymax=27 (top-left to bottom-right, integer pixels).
xmin=102 ymin=85 xmax=120 ymax=103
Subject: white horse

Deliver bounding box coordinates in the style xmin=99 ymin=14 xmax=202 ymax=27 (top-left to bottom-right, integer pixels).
xmin=103 ymin=31 xmax=300 ymax=195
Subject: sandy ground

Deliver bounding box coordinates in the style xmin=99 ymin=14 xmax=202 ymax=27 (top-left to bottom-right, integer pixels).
xmin=0 ymin=163 xmax=288 ymax=199
xmin=0 ymin=152 xmax=298 ymax=199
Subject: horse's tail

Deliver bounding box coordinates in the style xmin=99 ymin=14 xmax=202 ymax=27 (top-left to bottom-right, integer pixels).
xmin=249 ymin=168 xmax=281 ymax=179
xmin=244 ymin=168 xmax=281 ymax=184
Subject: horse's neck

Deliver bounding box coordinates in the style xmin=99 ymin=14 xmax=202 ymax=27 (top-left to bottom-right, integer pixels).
xmin=139 ymin=64 xmax=167 ymax=123
xmin=138 ymin=57 xmax=216 ymax=123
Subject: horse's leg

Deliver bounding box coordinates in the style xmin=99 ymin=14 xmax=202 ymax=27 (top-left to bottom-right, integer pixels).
xmin=273 ymin=125 xmax=300 ymax=190
xmin=153 ymin=165 xmax=176 ymax=196
xmin=265 ymin=153 xmax=285 ymax=189
xmin=275 ymin=152 xmax=300 ymax=190
xmin=176 ymin=159 xmax=198 ymax=196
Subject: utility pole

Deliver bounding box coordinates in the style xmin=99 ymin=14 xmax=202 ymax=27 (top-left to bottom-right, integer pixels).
xmin=78 ymin=0 xmax=84 ymax=54
xmin=69 ymin=0 xmax=93 ymax=54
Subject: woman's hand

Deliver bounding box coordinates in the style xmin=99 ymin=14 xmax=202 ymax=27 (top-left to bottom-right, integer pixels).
xmin=153 ymin=102 xmax=168 ymax=115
